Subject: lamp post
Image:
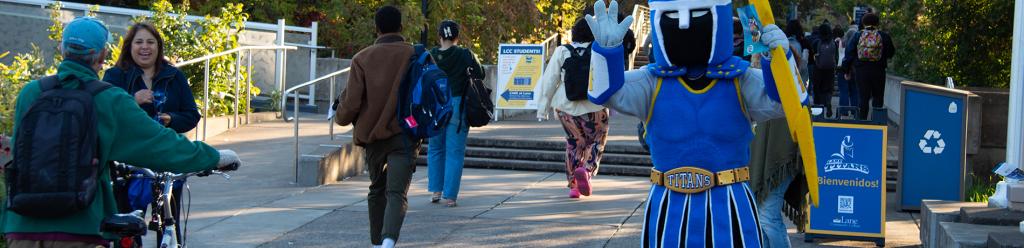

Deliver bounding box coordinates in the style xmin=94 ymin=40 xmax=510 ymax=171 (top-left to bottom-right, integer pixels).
xmin=991 ymin=0 xmax=1024 ymax=212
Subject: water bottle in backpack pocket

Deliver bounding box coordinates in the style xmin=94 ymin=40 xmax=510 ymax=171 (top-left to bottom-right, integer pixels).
xmin=397 ymin=45 xmax=453 ymax=139
xmin=7 ymin=75 xmax=111 ymax=218
xmin=561 ymin=44 xmax=592 ymax=101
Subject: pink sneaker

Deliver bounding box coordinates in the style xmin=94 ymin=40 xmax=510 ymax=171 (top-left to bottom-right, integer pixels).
xmin=574 ymin=167 xmax=592 ymax=196
xmin=569 ymin=188 xmax=581 ymax=198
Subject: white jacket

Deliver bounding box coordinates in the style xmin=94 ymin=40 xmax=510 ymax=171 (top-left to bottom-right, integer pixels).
xmin=536 ymin=42 xmax=606 ymax=119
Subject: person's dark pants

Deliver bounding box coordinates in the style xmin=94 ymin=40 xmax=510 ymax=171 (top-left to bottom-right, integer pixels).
xmin=836 ymin=70 xmax=859 ymax=108
xmin=364 ymin=134 xmax=420 ymax=245
xmin=855 ymin=64 xmax=888 ymax=120
xmin=812 ymin=68 xmax=836 ymax=116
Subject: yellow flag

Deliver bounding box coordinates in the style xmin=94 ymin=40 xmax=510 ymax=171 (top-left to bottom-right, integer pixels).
xmin=751 ymin=0 xmax=820 ymax=207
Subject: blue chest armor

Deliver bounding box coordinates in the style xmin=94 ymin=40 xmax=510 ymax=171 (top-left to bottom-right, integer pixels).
xmin=644 ymin=77 xmax=753 ymax=173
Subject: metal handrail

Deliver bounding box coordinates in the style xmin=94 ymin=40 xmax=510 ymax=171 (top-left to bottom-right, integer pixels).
xmin=177 ymin=45 xmax=296 ymax=67
xmin=284 ymin=67 xmax=350 ymax=183
xmin=541 ymin=34 xmax=560 ymax=64
xmin=1 ymin=0 xmax=316 ymax=33
xmin=174 ymin=45 xmax=297 ymax=141
xmin=628 ymin=5 xmax=652 ymax=70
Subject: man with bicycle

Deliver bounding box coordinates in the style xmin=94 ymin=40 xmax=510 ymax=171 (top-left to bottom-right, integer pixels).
xmin=2 ymin=17 xmax=241 ymax=248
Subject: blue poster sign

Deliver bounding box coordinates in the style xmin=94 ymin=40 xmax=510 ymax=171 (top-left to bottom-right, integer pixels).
xmin=807 ymin=123 xmax=887 ymax=238
xmin=898 ymin=84 xmax=967 ymax=210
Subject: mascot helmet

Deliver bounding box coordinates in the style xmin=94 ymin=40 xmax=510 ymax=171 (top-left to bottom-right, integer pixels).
xmin=648 ymin=0 xmax=734 ymax=68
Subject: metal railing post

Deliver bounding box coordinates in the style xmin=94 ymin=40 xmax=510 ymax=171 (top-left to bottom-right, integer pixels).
xmin=293 ymin=92 xmax=300 ymax=184
xmin=234 ymin=50 xmax=241 ymax=128
xmin=283 ymin=51 xmax=289 ymax=119
xmin=329 ymin=76 xmax=335 ymax=140
xmin=308 ymin=21 xmax=318 ymax=106
xmin=203 ymin=60 xmax=210 ymax=141
xmin=277 ymin=19 xmax=287 ymax=118
xmin=246 ymin=49 xmax=253 ymax=125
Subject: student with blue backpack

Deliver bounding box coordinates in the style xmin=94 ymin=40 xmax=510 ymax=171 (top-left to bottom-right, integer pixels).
xmin=426 ymin=20 xmax=485 ymax=208
xmin=333 ymin=6 xmax=423 ymax=248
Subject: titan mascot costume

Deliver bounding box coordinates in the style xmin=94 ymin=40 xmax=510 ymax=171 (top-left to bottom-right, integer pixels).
xmin=585 ymin=0 xmax=807 ymax=247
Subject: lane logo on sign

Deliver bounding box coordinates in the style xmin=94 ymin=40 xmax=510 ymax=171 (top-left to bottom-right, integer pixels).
xmin=825 ymin=136 xmax=870 ymax=174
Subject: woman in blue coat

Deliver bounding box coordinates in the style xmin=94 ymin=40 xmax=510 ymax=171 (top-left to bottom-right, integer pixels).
xmin=104 ymin=22 xmax=200 ymax=247
xmin=104 ymin=22 xmax=200 ymax=133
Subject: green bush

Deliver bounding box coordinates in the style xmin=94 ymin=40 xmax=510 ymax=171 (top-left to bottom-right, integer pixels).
xmin=1 ymin=1 xmax=258 ymax=135
xmin=795 ymin=0 xmax=1012 ymax=88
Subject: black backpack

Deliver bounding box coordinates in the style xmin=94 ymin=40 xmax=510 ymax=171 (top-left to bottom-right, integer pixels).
xmin=7 ymin=75 xmax=111 ymax=218
xmin=560 ymin=44 xmax=591 ymax=101
xmin=815 ymin=39 xmax=839 ymax=70
xmin=461 ymin=59 xmax=494 ymax=128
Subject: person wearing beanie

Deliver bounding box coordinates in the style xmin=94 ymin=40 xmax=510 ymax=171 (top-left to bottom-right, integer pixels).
xmin=334 ymin=6 xmax=417 ymax=248
xmin=426 ymin=20 xmax=484 ymax=207
xmin=2 ymin=16 xmax=241 ymax=248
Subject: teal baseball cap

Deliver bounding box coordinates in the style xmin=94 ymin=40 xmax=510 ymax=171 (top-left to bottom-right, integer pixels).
xmin=61 ymin=17 xmax=110 ymax=55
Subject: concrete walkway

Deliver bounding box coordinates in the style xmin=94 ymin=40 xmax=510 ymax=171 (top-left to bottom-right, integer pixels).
xmin=156 ymin=114 xmax=921 ymax=247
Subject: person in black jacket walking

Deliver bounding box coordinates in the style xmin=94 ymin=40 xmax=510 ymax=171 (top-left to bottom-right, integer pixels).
xmin=842 ymin=13 xmax=896 ymax=120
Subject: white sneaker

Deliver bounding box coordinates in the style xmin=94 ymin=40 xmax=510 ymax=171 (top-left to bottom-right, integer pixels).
xmin=382 ymin=238 xmax=396 ymax=248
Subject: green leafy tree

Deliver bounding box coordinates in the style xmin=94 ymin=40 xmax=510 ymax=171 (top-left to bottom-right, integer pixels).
xmin=822 ymin=0 xmax=1011 ymax=88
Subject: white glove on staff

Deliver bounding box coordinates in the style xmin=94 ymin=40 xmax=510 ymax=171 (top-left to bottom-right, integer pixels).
xmin=760 ymin=24 xmax=790 ymax=52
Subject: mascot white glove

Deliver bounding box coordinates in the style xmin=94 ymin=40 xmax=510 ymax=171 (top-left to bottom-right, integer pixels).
xmin=585 ymin=0 xmax=634 ymax=48
xmin=760 ymin=24 xmax=789 ymax=51
xmin=585 ymin=0 xmax=633 ymax=105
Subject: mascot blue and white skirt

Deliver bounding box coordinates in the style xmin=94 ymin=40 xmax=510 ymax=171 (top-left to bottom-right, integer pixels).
xmin=584 ymin=0 xmax=807 ymax=247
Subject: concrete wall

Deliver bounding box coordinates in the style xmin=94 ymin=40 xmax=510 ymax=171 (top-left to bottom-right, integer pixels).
xmin=0 ymin=1 xmax=314 ymax=97
xmin=965 ymin=88 xmax=1010 ymax=178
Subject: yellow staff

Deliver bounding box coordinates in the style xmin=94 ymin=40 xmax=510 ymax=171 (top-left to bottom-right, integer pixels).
xmin=752 ymin=0 xmax=820 ymax=206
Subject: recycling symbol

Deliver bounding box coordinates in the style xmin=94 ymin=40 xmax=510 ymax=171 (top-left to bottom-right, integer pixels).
xmin=919 ymin=130 xmax=946 ymax=155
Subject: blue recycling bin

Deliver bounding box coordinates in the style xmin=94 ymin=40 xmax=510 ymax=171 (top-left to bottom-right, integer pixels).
xmin=897 ymin=81 xmax=972 ymax=211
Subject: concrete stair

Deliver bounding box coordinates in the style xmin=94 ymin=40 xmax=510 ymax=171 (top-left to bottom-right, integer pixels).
xmin=633 ymin=46 xmax=651 ymax=70
xmin=416 ymin=137 xmax=650 ymax=177
xmin=887 ymin=144 xmax=898 ymax=192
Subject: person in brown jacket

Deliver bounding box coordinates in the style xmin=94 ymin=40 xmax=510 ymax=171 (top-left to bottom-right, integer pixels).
xmin=333 ymin=6 xmax=417 ymax=248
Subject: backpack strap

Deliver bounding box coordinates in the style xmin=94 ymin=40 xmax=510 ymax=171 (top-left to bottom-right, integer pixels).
xmin=38 ymin=75 xmax=60 ymax=91
xmin=83 ymin=80 xmax=113 ymax=96
xmin=562 ymin=44 xmax=580 ymax=59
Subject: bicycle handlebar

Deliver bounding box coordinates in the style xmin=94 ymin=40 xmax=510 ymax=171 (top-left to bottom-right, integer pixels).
xmin=113 ymin=162 xmax=236 ymax=181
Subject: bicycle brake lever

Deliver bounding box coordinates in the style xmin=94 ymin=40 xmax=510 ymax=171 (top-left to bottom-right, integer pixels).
xmin=211 ymin=171 xmax=231 ymax=180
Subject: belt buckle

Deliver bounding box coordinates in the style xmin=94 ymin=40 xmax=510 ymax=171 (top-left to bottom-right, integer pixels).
xmin=662 ymin=167 xmax=715 ymax=194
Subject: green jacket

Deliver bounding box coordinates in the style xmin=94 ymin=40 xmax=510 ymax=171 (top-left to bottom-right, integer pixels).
xmin=1 ymin=60 xmax=220 ymax=239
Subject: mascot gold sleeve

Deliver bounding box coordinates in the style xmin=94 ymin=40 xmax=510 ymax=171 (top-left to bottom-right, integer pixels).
xmin=585 ymin=0 xmax=809 ymax=247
